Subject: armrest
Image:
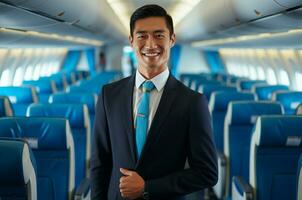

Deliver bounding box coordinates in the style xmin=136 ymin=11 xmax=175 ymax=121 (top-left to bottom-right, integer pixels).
xmin=74 ymin=178 xmax=91 ymax=200
xmin=213 ymin=151 xmax=227 ymax=198
xmin=232 ymin=176 xmax=253 ymax=200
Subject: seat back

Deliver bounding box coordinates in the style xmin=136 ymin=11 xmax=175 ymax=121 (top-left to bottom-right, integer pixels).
xmin=0 ymin=117 xmax=75 ymax=200
xmin=250 ymin=116 xmax=302 ymax=200
xmin=0 ymin=96 xmax=14 ymax=117
xmin=252 ymin=84 xmax=289 ymax=100
xmin=209 ymin=91 xmax=255 ymax=151
xmin=199 ymin=84 xmax=237 ymax=101
xmin=23 ymin=79 xmax=57 ymax=103
xmin=0 ymin=138 xmax=37 ymax=200
xmin=27 ymin=103 xmax=90 ymax=188
xmin=224 ymin=101 xmax=283 ymax=197
xmin=272 ymin=91 xmax=302 ymax=114
xmin=0 ymin=86 xmax=38 ymax=116
xmin=49 ymin=92 xmax=97 ymax=134
xmin=237 ymin=80 xmax=266 ymax=91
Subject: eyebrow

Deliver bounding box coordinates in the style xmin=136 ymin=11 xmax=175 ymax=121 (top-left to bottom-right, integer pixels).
xmin=135 ymin=30 xmax=167 ymax=35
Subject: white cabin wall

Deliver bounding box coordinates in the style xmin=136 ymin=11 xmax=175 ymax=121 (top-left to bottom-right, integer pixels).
xmin=177 ymin=44 xmax=210 ymax=73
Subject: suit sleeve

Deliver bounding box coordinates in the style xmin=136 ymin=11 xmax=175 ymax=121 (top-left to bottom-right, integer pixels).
xmin=145 ymin=94 xmax=218 ymax=198
xmin=90 ymin=86 xmax=112 ymax=200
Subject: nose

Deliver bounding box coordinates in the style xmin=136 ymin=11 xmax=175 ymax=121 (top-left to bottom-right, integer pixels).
xmin=145 ymin=36 xmax=157 ymax=49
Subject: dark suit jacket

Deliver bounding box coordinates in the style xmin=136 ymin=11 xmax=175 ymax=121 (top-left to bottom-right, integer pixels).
xmin=91 ymin=74 xmax=218 ymax=200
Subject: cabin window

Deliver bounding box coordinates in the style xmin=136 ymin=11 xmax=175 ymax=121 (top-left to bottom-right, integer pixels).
xmin=257 ymin=66 xmax=265 ymax=80
xmin=33 ymin=64 xmax=42 ymax=80
xmin=295 ymin=72 xmax=302 ymax=91
xmin=267 ymin=68 xmax=277 ymax=85
xmin=279 ymin=70 xmax=290 ymax=86
xmin=0 ymin=69 xmax=10 ymax=86
xmin=24 ymin=65 xmax=34 ymax=81
xmin=248 ymin=65 xmax=257 ymax=80
xmin=13 ymin=67 xmax=24 ymax=86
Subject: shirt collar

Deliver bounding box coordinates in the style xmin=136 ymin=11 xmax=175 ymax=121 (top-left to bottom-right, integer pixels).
xmin=135 ymin=68 xmax=170 ymax=92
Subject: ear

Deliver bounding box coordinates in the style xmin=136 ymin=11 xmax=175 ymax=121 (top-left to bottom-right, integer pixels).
xmin=170 ymin=33 xmax=176 ymax=48
xmin=129 ymin=35 xmax=134 ymax=47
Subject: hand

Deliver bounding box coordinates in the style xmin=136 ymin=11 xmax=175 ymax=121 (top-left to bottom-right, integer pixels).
xmin=119 ymin=168 xmax=145 ymax=200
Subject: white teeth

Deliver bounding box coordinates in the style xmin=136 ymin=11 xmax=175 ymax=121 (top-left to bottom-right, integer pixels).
xmin=144 ymin=53 xmax=159 ymax=57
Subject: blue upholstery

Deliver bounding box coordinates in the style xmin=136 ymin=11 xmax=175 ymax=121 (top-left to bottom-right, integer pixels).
xmin=0 ymin=138 xmax=37 ymax=200
xmin=238 ymin=80 xmax=267 ymax=91
xmin=40 ymin=73 xmax=66 ymax=92
xmin=0 ymin=96 xmax=14 ymax=117
xmin=297 ymin=153 xmax=302 ymax=200
xmin=209 ymin=91 xmax=255 ymax=152
xmin=249 ymin=115 xmax=302 ymax=200
xmin=272 ymin=91 xmax=302 ymax=114
xmin=0 ymin=117 xmax=75 ymax=200
xmin=49 ymin=92 xmax=97 ymax=135
xmin=224 ymin=101 xmax=283 ymax=198
xmin=23 ymin=80 xmax=57 ymax=103
xmin=0 ymin=86 xmax=38 ymax=116
xmin=252 ymin=84 xmax=289 ymax=100
xmin=27 ymin=103 xmax=90 ymax=188
xmin=199 ymin=84 xmax=237 ymax=101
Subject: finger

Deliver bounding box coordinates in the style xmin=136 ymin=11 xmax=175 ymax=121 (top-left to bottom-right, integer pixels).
xmin=120 ymin=168 xmax=133 ymax=176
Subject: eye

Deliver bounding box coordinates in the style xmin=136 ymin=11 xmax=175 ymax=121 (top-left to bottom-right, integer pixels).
xmin=156 ymin=34 xmax=165 ymax=39
xmin=137 ymin=34 xmax=146 ymax=40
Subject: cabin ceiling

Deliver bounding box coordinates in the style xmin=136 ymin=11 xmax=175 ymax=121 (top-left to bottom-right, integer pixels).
xmin=0 ymin=0 xmax=301 ymax=49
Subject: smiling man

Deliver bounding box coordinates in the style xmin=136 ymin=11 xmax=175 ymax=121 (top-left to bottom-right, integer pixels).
xmin=91 ymin=4 xmax=217 ymax=200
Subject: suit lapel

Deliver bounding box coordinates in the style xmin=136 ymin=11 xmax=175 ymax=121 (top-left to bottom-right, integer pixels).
xmin=120 ymin=75 xmax=136 ymax=164
xmin=136 ymin=75 xmax=178 ymax=167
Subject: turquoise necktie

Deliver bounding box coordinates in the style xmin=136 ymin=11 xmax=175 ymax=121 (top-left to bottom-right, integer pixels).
xmin=135 ymin=81 xmax=155 ymax=159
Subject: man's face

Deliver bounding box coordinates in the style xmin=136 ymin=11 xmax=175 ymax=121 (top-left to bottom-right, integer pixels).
xmin=129 ymin=17 xmax=176 ymax=72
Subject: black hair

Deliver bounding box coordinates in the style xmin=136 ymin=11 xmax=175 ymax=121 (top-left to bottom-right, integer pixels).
xmin=130 ymin=4 xmax=174 ymax=37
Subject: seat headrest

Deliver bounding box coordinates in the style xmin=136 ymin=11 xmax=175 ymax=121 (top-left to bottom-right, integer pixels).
xmin=253 ymin=115 xmax=302 ymax=147
xmin=272 ymin=91 xmax=302 ymax=111
xmin=49 ymin=93 xmax=97 ymax=113
xmin=199 ymin=85 xmax=237 ymax=100
xmin=0 ymin=117 xmax=72 ymax=150
xmin=253 ymin=84 xmax=289 ymax=100
xmin=238 ymin=80 xmax=267 ymax=90
xmin=27 ymin=103 xmax=89 ymax=129
xmin=226 ymin=101 xmax=283 ymax=125
xmin=23 ymin=80 xmax=57 ymax=93
xmin=0 ymin=86 xmax=38 ymax=103
xmin=0 ymin=96 xmax=13 ymax=117
xmin=0 ymin=138 xmax=36 ymax=185
xmin=209 ymin=91 xmax=255 ymax=112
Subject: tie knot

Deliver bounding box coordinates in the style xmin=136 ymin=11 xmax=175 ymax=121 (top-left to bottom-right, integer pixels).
xmin=142 ymin=81 xmax=155 ymax=92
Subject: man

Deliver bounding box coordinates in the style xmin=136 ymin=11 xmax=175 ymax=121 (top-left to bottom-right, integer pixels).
xmin=91 ymin=4 xmax=217 ymax=200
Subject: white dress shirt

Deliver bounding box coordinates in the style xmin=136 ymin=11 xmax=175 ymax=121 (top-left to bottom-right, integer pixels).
xmin=133 ymin=68 xmax=170 ymax=132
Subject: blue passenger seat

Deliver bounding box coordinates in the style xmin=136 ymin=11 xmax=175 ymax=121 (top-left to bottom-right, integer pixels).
xmin=252 ymin=84 xmax=289 ymax=100
xmin=0 ymin=117 xmax=75 ymax=200
xmin=215 ymin=101 xmax=283 ymax=199
xmin=209 ymin=91 xmax=255 ymax=152
xmin=27 ymin=103 xmax=90 ymax=188
xmin=0 ymin=86 xmax=38 ymax=116
xmin=23 ymin=79 xmax=57 ymax=103
xmin=237 ymin=80 xmax=266 ymax=91
xmin=0 ymin=96 xmax=14 ymax=117
xmin=49 ymin=92 xmax=97 ymax=136
xmin=0 ymin=138 xmax=37 ymax=200
xmin=272 ymin=91 xmax=302 ymax=114
xmin=232 ymin=115 xmax=302 ymax=200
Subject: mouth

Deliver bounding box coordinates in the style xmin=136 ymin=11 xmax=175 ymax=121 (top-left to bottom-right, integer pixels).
xmin=142 ymin=52 xmax=161 ymax=57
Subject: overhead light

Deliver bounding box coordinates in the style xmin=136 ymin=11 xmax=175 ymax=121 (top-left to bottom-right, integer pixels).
xmin=170 ymin=0 xmax=202 ymax=26
xmin=0 ymin=28 xmax=103 ymax=46
xmin=192 ymin=28 xmax=302 ymax=47
xmin=106 ymin=0 xmax=130 ymax=33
